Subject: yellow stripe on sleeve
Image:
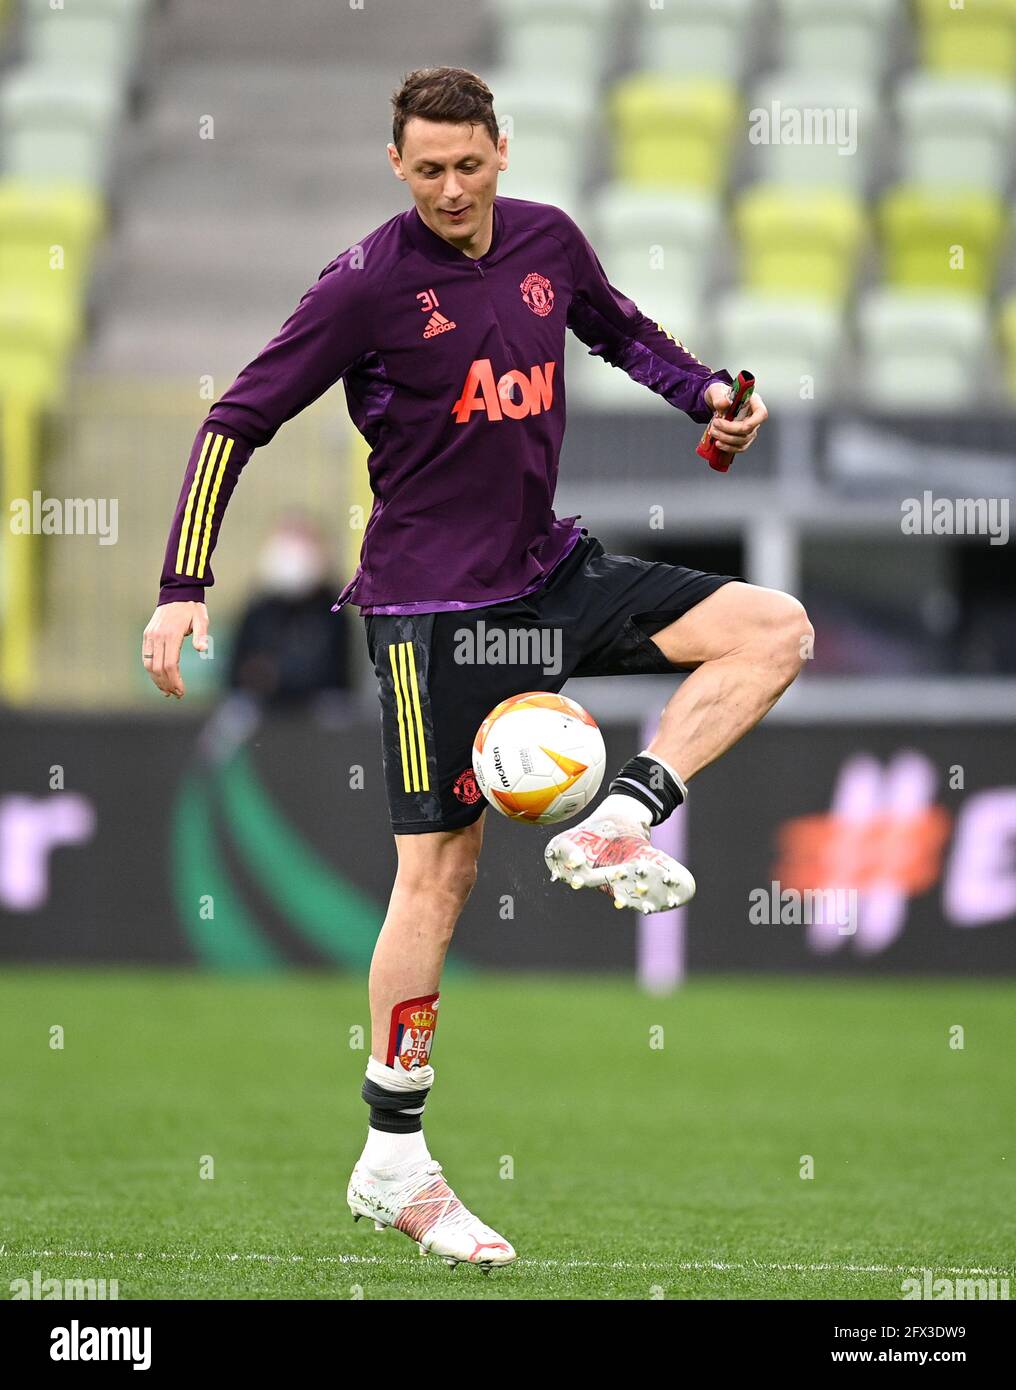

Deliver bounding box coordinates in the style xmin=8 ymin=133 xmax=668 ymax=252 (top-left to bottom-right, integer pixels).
xmin=184 ymin=433 xmax=224 ymax=576
xmin=195 ymin=436 xmax=234 ymax=580
xmin=175 ymin=430 xmax=214 ymax=575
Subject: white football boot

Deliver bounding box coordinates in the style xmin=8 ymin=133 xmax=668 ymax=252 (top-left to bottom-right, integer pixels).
xmin=544 ymin=814 xmax=696 ymax=914
xmin=347 ymin=1158 xmax=516 ymax=1272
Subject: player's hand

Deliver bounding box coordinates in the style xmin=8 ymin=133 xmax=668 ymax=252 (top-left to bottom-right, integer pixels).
xmin=142 ymin=601 xmax=210 ymax=700
xmin=704 ymin=381 xmax=768 ymax=454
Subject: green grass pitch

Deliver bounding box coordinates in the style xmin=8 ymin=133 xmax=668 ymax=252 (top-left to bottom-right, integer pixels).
xmin=1 ymin=969 xmax=1013 ymax=1301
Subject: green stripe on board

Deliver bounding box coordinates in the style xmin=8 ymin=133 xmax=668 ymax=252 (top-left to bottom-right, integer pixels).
xmin=217 ymin=751 xmax=384 ymax=972
xmin=171 ymin=771 xmax=282 ymax=971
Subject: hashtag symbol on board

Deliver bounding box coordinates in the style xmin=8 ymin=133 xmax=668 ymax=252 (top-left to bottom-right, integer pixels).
xmin=773 ymin=751 xmax=952 ymax=952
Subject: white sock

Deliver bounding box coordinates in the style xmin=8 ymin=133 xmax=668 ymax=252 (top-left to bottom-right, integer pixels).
xmin=593 ymin=792 xmax=653 ymax=828
xmin=362 ymin=1125 xmax=431 ymax=1173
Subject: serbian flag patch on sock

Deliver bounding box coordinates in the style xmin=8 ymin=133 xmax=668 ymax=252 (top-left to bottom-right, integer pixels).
xmin=387 ymin=993 xmax=439 ymax=1074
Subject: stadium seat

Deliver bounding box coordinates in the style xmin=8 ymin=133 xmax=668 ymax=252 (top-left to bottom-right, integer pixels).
xmin=589 ymin=186 xmax=723 ymax=308
xmin=877 ymin=187 xmax=1007 ymax=296
xmin=0 ymin=340 xmax=70 ymax=409
xmin=776 ymin=0 xmax=902 ymax=80
xmin=857 ymin=290 xmax=991 ymax=410
xmin=0 ymin=65 xmax=124 ymax=188
xmin=914 ymin=0 xmax=1016 ymax=81
xmin=999 ymin=294 xmax=1016 ymax=403
xmin=494 ymin=0 xmax=617 ymax=82
xmin=491 ymin=71 xmax=594 ymax=214
xmin=0 ymin=179 xmax=106 ymax=296
xmin=22 ymin=0 xmax=151 ymax=85
xmin=714 ymin=291 xmax=846 ymax=408
xmin=610 ymin=76 xmax=740 ymax=195
xmin=734 ymin=186 xmax=866 ymax=307
xmin=0 ymin=284 xmax=79 ymax=358
xmin=566 ymin=292 xmax=707 ymax=412
xmin=634 ymin=0 xmax=760 ymax=83
xmin=745 ymin=71 xmax=880 ymax=193
xmin=896 ymin=74 xmax=1016 ymax=197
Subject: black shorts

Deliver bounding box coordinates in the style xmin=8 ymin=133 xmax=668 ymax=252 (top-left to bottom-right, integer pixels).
xmin=364 ymin=533 xmax=740 ymax=834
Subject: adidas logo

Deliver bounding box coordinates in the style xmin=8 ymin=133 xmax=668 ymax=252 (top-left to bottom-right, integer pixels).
xmin=423 ymin=311 xmax=457 ymax=339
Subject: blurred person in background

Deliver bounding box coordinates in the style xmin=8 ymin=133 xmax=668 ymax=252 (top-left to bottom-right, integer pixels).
xmin=229 ymin=512 xmax=352 ymax=707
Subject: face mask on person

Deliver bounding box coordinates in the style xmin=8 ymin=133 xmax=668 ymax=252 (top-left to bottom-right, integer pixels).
xmin=258 ymin=534 xmax=326 ymax=598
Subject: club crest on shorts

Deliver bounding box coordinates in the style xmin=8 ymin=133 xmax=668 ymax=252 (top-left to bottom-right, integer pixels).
xmin=520 ymin=272 xmax=555 ymax=317
xmin=453 ymin=767 xmax=483 ymax=804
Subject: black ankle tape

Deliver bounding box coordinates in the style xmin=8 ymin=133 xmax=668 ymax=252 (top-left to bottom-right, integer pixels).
xmin=608 ymin=754 xmax=685 ymax=826
xmin=362 ymin=1077 xmax=430 ymax=1134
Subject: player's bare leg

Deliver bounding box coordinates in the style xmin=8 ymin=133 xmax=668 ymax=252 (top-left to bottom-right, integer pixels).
xmin=367 ymin=824 xmax=484 ymax=1056
xmin=546 ymin=584 xmax=813 ymax=914
xmin=346 ymin=819 xmax=517 ymax=1270
xmin=643 ymin=583 xmax=813 ymax=781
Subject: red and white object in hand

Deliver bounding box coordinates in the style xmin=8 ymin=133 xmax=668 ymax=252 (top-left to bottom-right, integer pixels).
xmin=697 ymin=370 xmax=756 ymax=472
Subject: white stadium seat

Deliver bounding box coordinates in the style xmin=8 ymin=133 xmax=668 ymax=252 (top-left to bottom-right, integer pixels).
xmin=589 ymin=185 xmax=724 ymax=307
xmin=897 ymin=74 xmax=1016 ymax=197
xmin=634 ymin=0 xmax=760 ymax=83
xmin=857 ymin=290 xmax=991 ymax=411
xmin=715 ymin=292 xmax=847 ymax=409
xmin=776 ymin=0 xmax=903 ymax=81
xmin=745 ymin=70 xmax=882 ymax=193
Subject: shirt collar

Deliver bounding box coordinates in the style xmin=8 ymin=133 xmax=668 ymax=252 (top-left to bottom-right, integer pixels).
xmin=403 ymin=199 xmax=503 ymax=265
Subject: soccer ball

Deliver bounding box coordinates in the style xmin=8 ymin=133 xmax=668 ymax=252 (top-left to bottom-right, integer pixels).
xmin=472 ymin=691 xmax=606 ymax=825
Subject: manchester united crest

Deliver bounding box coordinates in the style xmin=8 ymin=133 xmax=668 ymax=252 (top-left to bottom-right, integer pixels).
xmin=520 ymin=272 xmax=555 ymax=317
xmin=453 ymin=768 xmax=483 ymax=804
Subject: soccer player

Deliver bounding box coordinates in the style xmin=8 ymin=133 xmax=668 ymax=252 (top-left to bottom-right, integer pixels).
xmin=143 ymin=67 xmax=811 ymax=1271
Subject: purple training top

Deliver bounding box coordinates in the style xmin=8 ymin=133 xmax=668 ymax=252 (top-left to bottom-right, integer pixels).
xmin=157 ymin=196 xmax=732 ymax=614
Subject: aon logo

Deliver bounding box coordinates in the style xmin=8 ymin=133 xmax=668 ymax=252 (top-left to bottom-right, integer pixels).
xmin=451 ymin=358 xmax=556 ymax=423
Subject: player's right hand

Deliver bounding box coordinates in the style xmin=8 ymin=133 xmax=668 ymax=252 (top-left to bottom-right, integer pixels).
xmin=142 ymin=601 xmax=210 ymax=699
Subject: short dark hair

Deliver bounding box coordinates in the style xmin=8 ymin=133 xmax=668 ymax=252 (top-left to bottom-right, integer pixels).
xmin=391 ymin=66 xmax=499 ymax=156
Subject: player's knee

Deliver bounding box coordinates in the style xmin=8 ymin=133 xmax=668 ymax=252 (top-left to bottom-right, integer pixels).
xmin=767 ymin=592 xmax=813 ymax=683
xmin=438 ymin=857 xmax=479 ymax=904
xmin=396 ymin=840 xmax=480 ymax=905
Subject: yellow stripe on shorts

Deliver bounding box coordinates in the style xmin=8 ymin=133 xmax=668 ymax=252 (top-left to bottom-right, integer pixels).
xmin=388 ymin=640 xmax=430 ymax=793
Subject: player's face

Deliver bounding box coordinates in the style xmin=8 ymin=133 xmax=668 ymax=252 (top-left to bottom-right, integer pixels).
xmin=389 ymin=118 xmax=508 ymax=255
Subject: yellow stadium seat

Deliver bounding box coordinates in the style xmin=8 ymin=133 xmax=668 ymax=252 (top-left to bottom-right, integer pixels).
xmin=0 ymin=284 xmax=80 ymax=355
xmin=878 ymin=186 xmax=1007 ymax=296
xmin=914 ymin=0 xmax=1016 ymax=79
xmin=0 ymin=285 xmax=77 ymax=408
xmin=734 ymin=186 xmax=867 ymax=306
xmin=999 ymin=295 xmax=1016 ymax=401
xmin=0 ymin=179 xmax=105 ymax=296
xmin=0 ymin=348 xmax=67 ymax=407
xmin=610 ymin=77 xmax=740 ymax=196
